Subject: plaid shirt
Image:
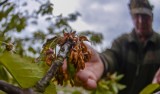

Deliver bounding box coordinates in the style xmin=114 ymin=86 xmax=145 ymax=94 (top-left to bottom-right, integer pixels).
xmin=100 ymin=29 xmax=160 ymax=94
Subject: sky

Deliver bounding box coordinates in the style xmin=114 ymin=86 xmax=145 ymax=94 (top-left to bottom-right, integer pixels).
xmin=52 ymin=0 xmax=160 ymax=52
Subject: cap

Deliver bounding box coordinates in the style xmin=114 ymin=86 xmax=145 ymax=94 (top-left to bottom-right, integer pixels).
xmin=128 ymin=0 xmax=154 ymax=16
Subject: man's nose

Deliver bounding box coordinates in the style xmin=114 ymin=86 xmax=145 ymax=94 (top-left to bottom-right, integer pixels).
xmin=138 ymin=16 xmax=144 ymax=23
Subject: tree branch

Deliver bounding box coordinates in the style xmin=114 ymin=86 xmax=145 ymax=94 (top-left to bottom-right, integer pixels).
xmin=0 ymin=0 xmax=8 ymax=6
xmin=0 ymin=42 xmax=71 ymax=93
xmin=0 ymin=80 xmax=34 ymax=94
xmin=34 ymin=57 xmax=64 ymax=92
xmin=34 ymin=41 xmax=71 ymax=92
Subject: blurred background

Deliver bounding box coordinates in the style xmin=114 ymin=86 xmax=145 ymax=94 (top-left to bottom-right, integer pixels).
xmin=53 ymin=0 xmax=160 ymax=51
xmin=0 ymin=0 xmax=160 ymax=56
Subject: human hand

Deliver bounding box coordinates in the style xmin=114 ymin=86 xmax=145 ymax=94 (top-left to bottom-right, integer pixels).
xmin=152 ymin=68 xmax=160 ymax=84
xmin=62 ymin=44 xmax=104 ymax=89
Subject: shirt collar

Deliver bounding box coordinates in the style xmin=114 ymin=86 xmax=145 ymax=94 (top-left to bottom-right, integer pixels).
xmin=128 ymin=29 xmax=138 ymax=43
xmin=149 ymin=31 xmax=158 ymax=43
xmin=128 ymin=29 xmax=157 ymax=44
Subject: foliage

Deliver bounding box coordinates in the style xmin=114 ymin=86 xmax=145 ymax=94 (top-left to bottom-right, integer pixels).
xmin=0 ymin=31 xmax=125 ymax=94
xmin=56 ymin=85 xmax=88 ymax=94
xmin=36 ymin=31 xmax=91 ymax=86
xmin=44 ymin=83 xmax=56 ymax=94
xmin=91 ymin=72 xmax=126 ymax=94
xmin=0 ymin=51 xmax=56 ymax=94
xmin=0 ymin=52 xmax=46 ymax=88
xmin=140 ymin=83 xmax=160 ymax=94
xmin=79 ymin=31 xmax=103 ymax=45
xmin=0 ymin=0 xmax=103 ymax=57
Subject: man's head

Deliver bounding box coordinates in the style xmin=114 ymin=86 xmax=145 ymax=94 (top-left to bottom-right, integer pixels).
xmin=129 ymin=0 xmax=154 ymax=37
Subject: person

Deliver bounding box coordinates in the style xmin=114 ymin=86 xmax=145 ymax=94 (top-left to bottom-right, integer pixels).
xmin=63 ymin=0 xmax=160 ymax=94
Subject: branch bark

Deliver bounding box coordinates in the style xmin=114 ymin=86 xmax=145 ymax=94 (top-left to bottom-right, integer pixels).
xmin=0 ymin=80 xmax=34 ymax=94
xmin=34 ymin=41 xmax=71 ymax=92
xmin=34 ymin=57 xmax=64 ymax=92
xmin=0 ymin=80 xmax=22 ymax=94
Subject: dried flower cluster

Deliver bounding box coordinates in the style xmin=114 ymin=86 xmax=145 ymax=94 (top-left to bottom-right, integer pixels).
xmin=36 ymin=31 xmax=92 ymax=86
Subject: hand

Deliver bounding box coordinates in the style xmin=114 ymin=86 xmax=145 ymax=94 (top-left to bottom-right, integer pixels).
xmin=152 ymin=68 xmax=160 ymax=84
xmin=62 ymin=44 xmax=104 ymax=89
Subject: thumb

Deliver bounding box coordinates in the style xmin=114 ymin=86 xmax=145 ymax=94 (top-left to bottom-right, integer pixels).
xmin=153 ymin=68 xmax=160 ymax=84
xmin=84 ymin=78 xmax=97 ymax=89
xmin=76 ymin=70 xmax=98 ymax=89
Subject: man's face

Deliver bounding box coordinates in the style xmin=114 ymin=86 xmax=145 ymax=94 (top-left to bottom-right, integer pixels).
xmin=132 ymin=13 xmax=153 ymax=37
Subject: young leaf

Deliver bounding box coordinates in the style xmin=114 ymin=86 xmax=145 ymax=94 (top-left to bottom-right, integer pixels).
xmin=67 ymin=62 xmax=76 ymax=78
xmin=44 ymin=83 xmax=56 ymax=94
xmin=116 ymin=83 xmax=126 ymax=90
xmin=115 ymin=74 xmax=124 ymax=81
xmin=0 ymin=64 xmax=9 ymax=81
xmin=0 ymin=52 xmax=46 ymax=88
xmin=140 ymin=83 xmax=160 ymax=94
xmin=110 ymin=82 xmax=118 ymax=94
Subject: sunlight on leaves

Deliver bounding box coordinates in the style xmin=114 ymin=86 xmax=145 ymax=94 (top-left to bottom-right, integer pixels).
xmin=0 ymin=52 xmax=46 ymax=88
xmin=140 ymin=83 xmax=160 ymax=94
xmin=44 ymin=83 xmax=57 ymax=94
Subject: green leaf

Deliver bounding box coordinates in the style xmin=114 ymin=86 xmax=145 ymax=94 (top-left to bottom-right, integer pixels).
xmin=67 ymin=63 xmax=76 ymax=78
xmin=90 ymin=33 xmax=103 ymax=45
xmin=28 ymin=46 xmax=36 ymax=54
xmin=110 ymin=82 xmax=118 ymax=94
xmin=72 ymin=90 xmax=81 ymax=94
xmin=116 ymin=83 xmax=126 ymax=90
xmin=98 ymin=80 xmax=109 ymax=90
xmin=42 ymin=36 xmax=61 ymax=52
xmin=0 ymin=52 xmax=46 ymax=88
xmin=44 ymin=83 xmax=56 ymax=94
xmin=5 ymin=5 xmax=14 ymax=16
xmin=140 ymin=83 xmax=160 ymax=94
xmin=0 ymin=64 xmax=9 ymax=81
xmin=0 ymin=90 xmax=6 ymax=94
xmin=115 ymin=74 xmax=124 ymax=81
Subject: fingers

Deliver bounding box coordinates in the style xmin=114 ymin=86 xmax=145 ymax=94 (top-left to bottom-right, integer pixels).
xmin=76 ymin=69 xmax=98 ymax=89
xmin=76 ymin=70 xmax=90 ymax=82
xmin=83 ymin=79 xmax=97 ymax=89
xmin=152 ymin=68 xmax=160 ymax=84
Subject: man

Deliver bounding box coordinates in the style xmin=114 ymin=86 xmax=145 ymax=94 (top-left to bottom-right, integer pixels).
xmin=73 ymin=0 xmax=160 ymax=94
